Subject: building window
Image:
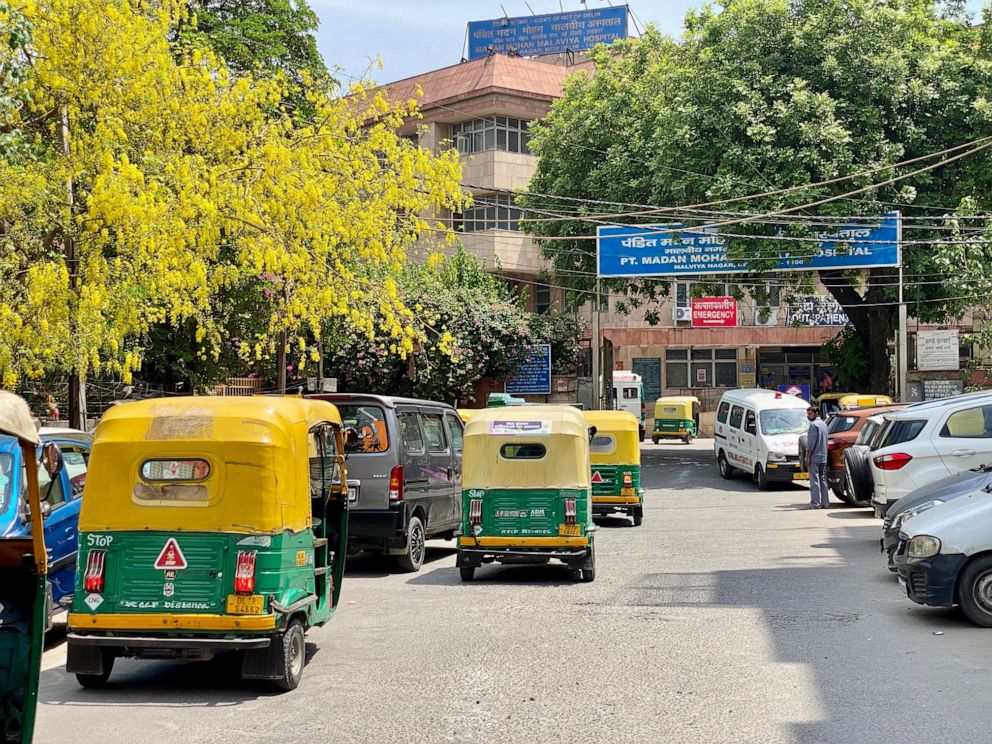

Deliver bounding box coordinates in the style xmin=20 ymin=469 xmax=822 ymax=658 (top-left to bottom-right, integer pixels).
xmin=665 ymin=348 xmax=738 ymax=390
xmin=452 ymin=117 xmax=532 ymax=156
xmin=453 ymin=193 xmax=522 ymax=233
xmin=675 ymin=280 xmax=732 ymax=307
xmin=535 ymin=285 xmax=552 ymax=314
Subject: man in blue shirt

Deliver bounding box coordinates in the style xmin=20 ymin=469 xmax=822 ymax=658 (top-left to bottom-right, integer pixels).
xmin=804 ymin=405 xmax=830 ymax=509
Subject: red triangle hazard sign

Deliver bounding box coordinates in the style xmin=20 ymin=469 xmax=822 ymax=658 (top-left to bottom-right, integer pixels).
xmin=154 ymin=538 xmax=188 ymax=570
xmin=591 ymin=471 xmax=604 ymax=484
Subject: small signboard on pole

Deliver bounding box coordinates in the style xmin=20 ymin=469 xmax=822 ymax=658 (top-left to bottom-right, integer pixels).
xmin=505 ymin=344 xmax=552 ymax=395
xmin=917 ymin=330 xmax=959 ymax=372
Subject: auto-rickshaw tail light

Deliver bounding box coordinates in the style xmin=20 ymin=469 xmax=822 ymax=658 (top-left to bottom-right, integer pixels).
xmin=469 ymin=499 xmax=482 ymax=525
xmin=84 ymin=550 xmax=106 ymax=593
xmin=623 ymin=472 xmax=634 ymax=488
xmin=388 ymin=465 xmax=404 ymax=501
xmin=234 ymin=550 xmax=256 ymax=594
xmin=564 ymin=499 xmax=577 ymax=525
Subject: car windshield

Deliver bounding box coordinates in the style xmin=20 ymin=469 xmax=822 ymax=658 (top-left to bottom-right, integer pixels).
xmin=759 ymin=409 xmax=807 ymax=435
xmin=0 ymin=453 xmax=12 ymax=514
xmin=337 ymin=405 xmax=389 ymax=454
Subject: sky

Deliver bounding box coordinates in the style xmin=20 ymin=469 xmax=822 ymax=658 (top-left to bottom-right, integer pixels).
xmin=310 ymin=0 xmax=987 ymax=85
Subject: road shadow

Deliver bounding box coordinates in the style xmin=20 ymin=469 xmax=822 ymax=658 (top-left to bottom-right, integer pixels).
xmin=407 ymin=563 xmax=582 ymax=587
xmin=41 ymin=644 xmax=321 ymax=707
xmin=344 ymin=544 xmax=456 ymax=578
xmin=593 ymin=515 xmax=636 ymax=528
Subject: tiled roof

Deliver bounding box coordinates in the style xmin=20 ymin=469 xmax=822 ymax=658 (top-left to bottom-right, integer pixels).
xmin=379 ymin=54 xmax=592 ymax=112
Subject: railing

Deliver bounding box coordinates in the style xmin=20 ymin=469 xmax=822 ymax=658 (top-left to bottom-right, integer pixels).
xmin=213 ymin=377 xmax=263 ymax=397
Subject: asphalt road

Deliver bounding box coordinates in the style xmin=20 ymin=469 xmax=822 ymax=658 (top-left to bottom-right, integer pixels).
xmin=35 ymin=440 xmax=992 ymax=743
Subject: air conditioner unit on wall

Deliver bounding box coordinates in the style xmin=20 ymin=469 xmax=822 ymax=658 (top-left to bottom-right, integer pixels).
xmin=674 ymin=306 xmax=692 ymax=323
xmin=754 ymin=309 xmax=779 ymax=327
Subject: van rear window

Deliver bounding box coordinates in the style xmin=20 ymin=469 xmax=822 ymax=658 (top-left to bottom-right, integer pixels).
xmin=337 ymin=405 xmax=389 ymax=454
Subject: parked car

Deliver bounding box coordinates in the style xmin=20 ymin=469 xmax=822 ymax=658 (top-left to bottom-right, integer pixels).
xmin=870 ymin=391 xmax=992 ymax=517
xmin=714 ymin=389 xmax=809 ymax=490
xmin=893 ymin=484 xmax=992 ymax=626
xmin=0 ymin=426 xmax=91 ymax=619
xmin=881 ymin=466 xmax=992 ymax=571
xmin=310 ymin=394 xmax=463 ymax=572
xmin=823 ymin=405 xmax=907 ymax=504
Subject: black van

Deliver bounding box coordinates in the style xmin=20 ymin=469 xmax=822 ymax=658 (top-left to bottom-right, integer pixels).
xmin=310 ymin=394 xmax=463 ymax=571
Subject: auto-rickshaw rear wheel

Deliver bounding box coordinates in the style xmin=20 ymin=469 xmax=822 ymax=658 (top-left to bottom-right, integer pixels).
xmin=581 ymin=541 xmax=596 ymax=582
xmin=651 ymin=436 xmax=660 ymax=444
xmin=459 ymin=565 xmax=475 ymax=581
xmin=632 ymin=507 xmax=643 ymax=527
xmin=75 ymin=650 xmax=115 ymax=689
xmin=274 ymin=619 xmax=306 ymax=691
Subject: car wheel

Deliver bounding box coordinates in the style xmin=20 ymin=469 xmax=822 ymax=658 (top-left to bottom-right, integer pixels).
xmin=396 ymin=515 xmax=426 ymax=572
xmin=958 ymin=556 xmax=992 ymax=627
xmin=459 ymin=565 xmax=475 ymax=581
xmin=274 ymin=619 xmax=306 ymax=691
xmin=718 ymin=451 xmax=733 ymax=480
xmin=843 ymin=447 xmax=874 ymax=508
xmin=755 ymin=464 xmax=770 ymax=491
xmin=75 ymin=651 xmax=115 ymax=689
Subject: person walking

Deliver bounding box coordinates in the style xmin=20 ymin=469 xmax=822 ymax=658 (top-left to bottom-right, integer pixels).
xmin=804 ymin=405 xmax=830 ymax=509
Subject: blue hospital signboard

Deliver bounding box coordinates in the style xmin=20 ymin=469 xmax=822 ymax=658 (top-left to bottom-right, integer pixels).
xmin=596 ymin=212 xmax=900 ymax=277
xmin=505 ymin=344 xmax=552 ymax=395
xmin=467 ymin=6 xmax=628 ymax=60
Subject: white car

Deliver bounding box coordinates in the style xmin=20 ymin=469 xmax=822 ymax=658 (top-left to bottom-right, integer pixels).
xmin=870 ymin=391 xmax=992 ymax=517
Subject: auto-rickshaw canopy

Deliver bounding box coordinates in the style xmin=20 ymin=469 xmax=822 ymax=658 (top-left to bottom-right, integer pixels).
xmin=0 ymin=391 xmax=40 ymax=445
xmin=838 ymin=394 xmax=894 ymax=409
xmin=654 ymin=396 xmax=700 ymax=419
xmin=80 ymin=397 xmax=343 ymax=534
xmin=462 ymin=406 xmax=591 ymax=491
xmin=582 ymin=410 xmax=640 ymax=465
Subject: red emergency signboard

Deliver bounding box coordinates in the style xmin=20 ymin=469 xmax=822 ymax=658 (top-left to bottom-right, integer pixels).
xmin=691 ymin=297 xmax=738 ymax=327
xmin=154 ymin=538 xmax=188 ymax=570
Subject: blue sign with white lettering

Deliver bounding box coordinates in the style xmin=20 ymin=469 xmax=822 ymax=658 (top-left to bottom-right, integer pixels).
xmin=778 ymin=384 xmax=811 ymax=401
xmin=596 ymin=212 xmax=900 ymax=277
xmin=505 ymin=344 xmax=552 ymax=395
xmin=467 ymin=6 xmax=628 ymax=60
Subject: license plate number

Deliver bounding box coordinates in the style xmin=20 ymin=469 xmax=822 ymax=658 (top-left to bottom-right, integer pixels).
xmin=347 ymin=486 xmax=359 ymax=504
xmin=794 ymin=472 xmax=809 ymax=481
xmin=226 ymin=594 xmax=264 ymax=615
xmin=559 ymin=523 xmax=581 ymax=536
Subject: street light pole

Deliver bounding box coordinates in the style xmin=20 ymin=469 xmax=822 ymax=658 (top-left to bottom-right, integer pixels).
xmin=897 ymin=212 xmax=908 ymax=401
xmin=591 ymin=277 xmax=601 ymax=410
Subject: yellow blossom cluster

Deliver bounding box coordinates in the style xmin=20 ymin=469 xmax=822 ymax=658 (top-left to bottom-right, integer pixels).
xmin=0 ymin=0 xmax=465 ymax=387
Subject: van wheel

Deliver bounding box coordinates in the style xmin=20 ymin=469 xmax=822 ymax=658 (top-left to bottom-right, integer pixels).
xmin=459 ymin=566 xmax=475 ymax=582
xmin=75 ymin=652 xmax=115 ymax=689
xmin=958 ymin=556 xmax=992 ymax=627
xmin=396 ymin=515 xmax=426 ymax=572
xmin=755 ymin=465 xmax=771 ymax=491
xmin=718 ymin=452 xmax=733 ymax=480
xmin=274 ymin=619 xmax=306 ymax=691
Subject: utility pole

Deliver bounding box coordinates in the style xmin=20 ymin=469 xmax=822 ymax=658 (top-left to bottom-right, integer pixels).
xmin=897 ymin=212 xmax=908 ymax=402
xmin=277 ymin=331 xmax=287 ymax=394
xmin=591 ymin=277 xmax=601 ymax=410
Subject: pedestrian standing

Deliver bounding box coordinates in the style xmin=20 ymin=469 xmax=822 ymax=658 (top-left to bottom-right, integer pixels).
xmin=821 ymin=370 xmax=833 ymax=394
xmin=804 ymin=405 xmax=830 ymax=509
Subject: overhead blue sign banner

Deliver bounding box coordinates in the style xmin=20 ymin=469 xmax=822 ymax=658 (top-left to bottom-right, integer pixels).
xmin=505 ymin=344 xmax=552 ymax=395
xmin=467 ymin=6 xmax=628 ymax=60
xmin=596 ymin=212 xmax=900 ymax=277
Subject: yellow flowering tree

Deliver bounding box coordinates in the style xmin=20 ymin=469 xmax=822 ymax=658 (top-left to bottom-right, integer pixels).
xmin=0 ymin=0 xmax=464 ymax=417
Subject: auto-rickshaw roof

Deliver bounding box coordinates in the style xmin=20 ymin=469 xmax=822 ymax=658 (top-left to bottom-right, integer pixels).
xmin=464 ymin=405 xmax=589 ymax=439
xmin=457 ymin=408 xmax=481 ymax=423
xmin=582 ymin=410 xmax=640 ymax=433
xmin=0 ymin=391 xmax=40 ymax=445
xmin=95 ymin=396 xmax=342 ymax=443
xmin=838 ymin=394 xmax=893 ymax=408
xmin=656 ymin=395 xmax=700 ymax=405
xmin=816 ymin=392 xmax=856 ymax=403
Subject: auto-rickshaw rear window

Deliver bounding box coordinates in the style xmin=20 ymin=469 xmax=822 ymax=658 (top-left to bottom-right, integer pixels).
xmin=589 ymin=434 xmax=617 ymax=454
xmin=134 ymin=458 xmax=211 ymax=504
xmin=500 ymin=443 xmax=546 ymax=459
xmin=662 ymin=406 xmax=679 ymax=415
xmin=338 ymin=405 xmax=389 ymax=454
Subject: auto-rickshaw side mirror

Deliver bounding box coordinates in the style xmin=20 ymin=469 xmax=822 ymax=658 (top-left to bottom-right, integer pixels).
xmin=40 ymin=441 xmax=63 ymax=477
xmin=343 ymin=428 xmax=360 ymax=449
xmin=587 ymin=425 xmax=597 ymax=442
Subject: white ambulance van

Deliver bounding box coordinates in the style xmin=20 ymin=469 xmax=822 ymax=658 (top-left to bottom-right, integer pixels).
xmin=714 ymin=389 xmax=811 ymax=490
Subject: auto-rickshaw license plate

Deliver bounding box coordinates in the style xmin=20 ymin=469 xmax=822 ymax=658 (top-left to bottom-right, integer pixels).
xmin=795 ymin=472 xmax=809 ymax=481
xmin=347 ymin=485 xmax=359 ymax=503
xmin=559 ymin=523 xmax=581 ymax=536
xmin=226 ymin=594 xmax=265 ymax=615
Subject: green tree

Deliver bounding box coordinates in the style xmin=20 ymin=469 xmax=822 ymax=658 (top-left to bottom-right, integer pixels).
xmin=522 ymin=1 xmax=992 ymax=392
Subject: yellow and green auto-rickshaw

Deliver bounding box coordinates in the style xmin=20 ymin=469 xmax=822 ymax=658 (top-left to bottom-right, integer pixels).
xmin=66 ymin=397 xmax=352 ymax=691
xmin=652 ymin=396 xmax=701 ymax=445
xmin=456 ymin=406 xmax=597 ymax=582
xmin=583 ymin=410 xmax=644 ymax=526
xmin=0 ymin=391 xmax=63 ymax=744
